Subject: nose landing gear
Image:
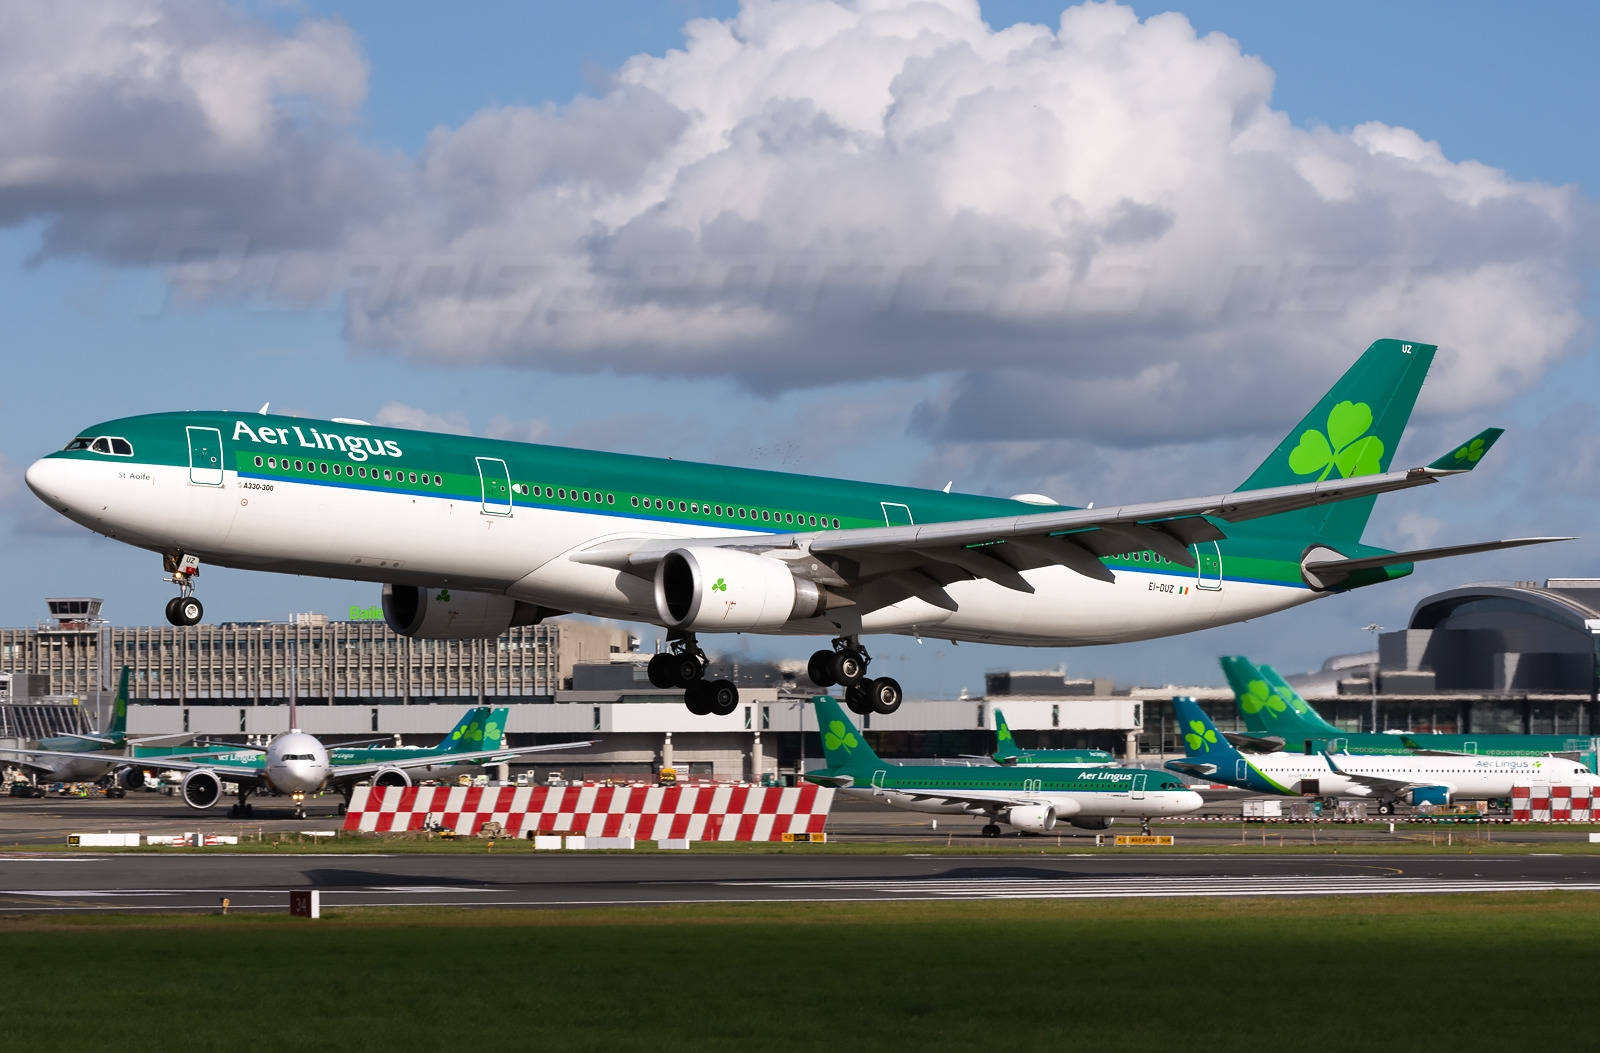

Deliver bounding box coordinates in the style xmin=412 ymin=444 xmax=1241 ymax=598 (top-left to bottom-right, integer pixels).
xmin=808 ymin=637 xmax=902 ymax=716
xmin=650 ymin=632 xmax=740 ymax=717
xmin=162 ymin=553 xmax=204 ymax=626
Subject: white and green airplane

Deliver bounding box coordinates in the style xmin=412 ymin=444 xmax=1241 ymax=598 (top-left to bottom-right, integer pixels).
xmin=804 ymin=695 xmax=1201 ymax=835
xmin=1166 ymin=697 xmax=1600 ymax=814
xmin=26 ymin=340 xmax=1562 ymax=718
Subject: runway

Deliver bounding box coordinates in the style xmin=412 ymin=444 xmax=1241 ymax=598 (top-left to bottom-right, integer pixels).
xmin=4 ymin=851 xmax=1600 ymax=913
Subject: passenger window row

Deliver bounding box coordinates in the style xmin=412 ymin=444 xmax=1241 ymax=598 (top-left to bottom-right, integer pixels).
xmin=624 ymin=494 xmax=840 ymax=529
xmin=252 ymin=455 xmax=442 ymax=488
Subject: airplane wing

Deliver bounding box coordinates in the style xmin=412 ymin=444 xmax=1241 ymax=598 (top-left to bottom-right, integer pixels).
xmin=1323 ymin=755 xmax=1451 ymax=798
xmin=0 ymin=746 xmax=266 ymax=784
xmin=567 ymin=431 xmax=1538 ymax=611
xmin=325 ymin=739 xmax=594 ymax=782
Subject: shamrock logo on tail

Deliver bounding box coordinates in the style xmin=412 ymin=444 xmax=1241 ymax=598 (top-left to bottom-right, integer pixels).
xmin=824 ymin=719 xmax=858 ymax=753
xmin=997 ymin=721 xmax=1012 ymax=743
xmin=482 ymin=719 xmax=501 ymax=743
xmin=1453 ymin=437 xmax=1486 ymax=464
xmin=1288 ymin=401 xmax=1384 ymax=481
xmin=1184 ymin=720 xmax=1218 ymax=753
xmin=1238 ymin=679 xmax=1287 ymax=719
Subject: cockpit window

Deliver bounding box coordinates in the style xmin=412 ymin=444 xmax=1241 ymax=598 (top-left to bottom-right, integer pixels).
xmin=81 ymin=436 xmax=134 ymax=457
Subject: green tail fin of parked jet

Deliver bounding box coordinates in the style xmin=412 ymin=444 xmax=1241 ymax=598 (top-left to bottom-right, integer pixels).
xmin=106 ymin=666 xmax=130 ymax=742
xmin=814 ymin=695 xmax=879 ymax=774
xmin=992 ymin=709 xmax=1021 ymax=763
xmin=438 ymin=706 xmax=496 ymax=753
xmin=1234 ymin=339 xmax=1434 ymax=545
xmin=1221 ymin=656 xmax=1342 ymax=740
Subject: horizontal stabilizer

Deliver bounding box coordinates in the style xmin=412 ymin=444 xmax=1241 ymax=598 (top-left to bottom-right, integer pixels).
xmin=1302 ymin=537 xmax=1573 ymax=590
xmin=1424 ymin=428 xmax=1503 ymax=472
xmin=1166 ymin=760 xmax=1217 ymax=778
xmin=1222 ymin=731 xmax=1286 ymax=753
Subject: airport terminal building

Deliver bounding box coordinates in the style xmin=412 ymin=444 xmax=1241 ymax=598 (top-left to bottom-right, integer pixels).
xmin=5 ymin=579 xmax=1600 ymax=781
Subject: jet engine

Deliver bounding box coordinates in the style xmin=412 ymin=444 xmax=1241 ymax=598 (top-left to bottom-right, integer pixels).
xmin=654 ymin=548 xmax=826 ymax=631
xmin=1068 ymin=816 xmax=1114 ymax=831
xmin=371 ymin=767 xmax=413 ymax=789
xmin=1409 ymin=785 xmax=1451 ymax=807
xmin=1000 ymin=804 xmax=1057 ymax=834
xmin=119 ymin=768 xmax=145 ymax=791
xmin=382 ymin=584 xmax=553 ymax=640
xmin=181 ymin=769 xmax=223 ymax=810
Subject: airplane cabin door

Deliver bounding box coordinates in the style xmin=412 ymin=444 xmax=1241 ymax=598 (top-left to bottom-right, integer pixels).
xmin=476 ymin=457 xmax=512 ymax=516
xmin=1130 ymin=772 xmax=1147 ymax=800
xmin=870 ymin=769 xmax=888 ymax=792
xmin=186 ymin=426 xmax=224 ymax=486
xmin=881 ymin=502 xmax=913 ymax=527
xmin=1195 ymin=542 xmax=1223 ymax=591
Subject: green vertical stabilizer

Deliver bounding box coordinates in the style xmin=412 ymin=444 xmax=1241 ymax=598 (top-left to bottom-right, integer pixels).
xmin=1233 ymin=339 xmax=1434 ymax=544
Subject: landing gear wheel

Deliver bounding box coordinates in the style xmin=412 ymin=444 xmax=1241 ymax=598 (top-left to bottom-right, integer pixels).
xmin=684 ymin=680 xmax=714 ymax=716
xmin=164 ymin=596 xmax=183 ymax=626
xmin=294 ymin=805 xmax=306 ymax=820
xmin=229 ymin=804 xmax=241 ymax=818
xmin=706 ymin=679 xmax=739 ymax=717
xmin=843 ymin=682 xmax=873 ymax=716
xmin=830 ymin=649 xmax=866 ymax=686
xmin=981 ymin=823 xmax=1002 ymax=838
xmin=807 ymin=649 xmax=838 ymax=688
xmin=1141 ymin=820 xmax=1152 ymax=836
xmin=174 ymin=597 xmax=203 ymax=626
xmin=674 ymin=653 xmax=705 ymax=685
xmin=1376 ymin=802 xmax=1394 ymax=816
xmin=647 ymin=652 xmax=678 ymax=689
xmin=244 ymin=803 xmax=253 ymax=818
xmin=867 ymin=676 xmax=902 ymax=715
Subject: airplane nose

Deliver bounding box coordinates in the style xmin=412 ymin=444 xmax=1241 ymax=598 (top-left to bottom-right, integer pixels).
xmin=24 ymin=457 xmax=62 ymax=504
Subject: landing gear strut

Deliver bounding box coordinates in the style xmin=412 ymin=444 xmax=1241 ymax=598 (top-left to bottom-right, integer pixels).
xmin=162 ymin=553 xmax=204 ymax=626
xmin=808 ymin=636 xmax=902 ymax=716
xmin=650 ymin=632 xmax=740 ymax=717
xmin=227 ymin=787 xmax=256 ymax=819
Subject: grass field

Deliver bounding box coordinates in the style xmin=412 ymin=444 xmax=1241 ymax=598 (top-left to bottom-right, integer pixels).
xmin=3 ymin=893 xmax=1597 ymax=1052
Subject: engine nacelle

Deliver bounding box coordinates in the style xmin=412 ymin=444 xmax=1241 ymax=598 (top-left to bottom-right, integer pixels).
xmin=382 ymin=584 xmax=552 ymax=640
xmin=181 ymin=769 xmax=223 ymax=810
xmin=120 ymin=768 xmax=146 ymax=791
xmin=371 ymin=767 xmax=413 ymax=789
xmin=1409 ymin=785 xmax=1451 ymax=807
xmin=654 ymin=548 xmax=825 ymax=631
xmin=1001 ymin=804 xmax=1057 ymax=834
xmin=1069 ymin=816 xmax=1114 ymax=831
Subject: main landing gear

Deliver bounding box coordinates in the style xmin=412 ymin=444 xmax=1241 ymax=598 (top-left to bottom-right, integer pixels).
xmin=981 ymin=822 xmax=1003 ymax=838
xmin=649 ymin=633 xmax=740 ymax=717
xmin=162 ymin=553 xmax=203 ymax=627
xmin=227 ymin=788 xmax=256 ymax=819
xmin=807 ymin=636 xmax=902 ymax=716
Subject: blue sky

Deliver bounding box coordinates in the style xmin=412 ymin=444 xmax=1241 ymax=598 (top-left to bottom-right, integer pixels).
xmin=1 ymin=1 xmax=1594 ymax=696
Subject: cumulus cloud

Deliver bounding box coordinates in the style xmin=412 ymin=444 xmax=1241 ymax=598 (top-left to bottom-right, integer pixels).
xmin=0 ymin=1 xmax=396 ymax=261
xmin=5 ymin=0 xmax=1593 ymax=448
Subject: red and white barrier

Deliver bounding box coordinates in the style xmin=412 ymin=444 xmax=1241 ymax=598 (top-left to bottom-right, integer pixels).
xmin=343 ymin=783 xmax=834 ymax=841
xmin=1512 ymin=784 xmax=1596 ymax=822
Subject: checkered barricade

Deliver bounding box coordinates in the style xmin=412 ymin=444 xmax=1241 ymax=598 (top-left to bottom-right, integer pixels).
xmin=343 ymin=783 xmax=834 ymax=841
xmin=1512 ymin=784 xmax=1595 ymax=822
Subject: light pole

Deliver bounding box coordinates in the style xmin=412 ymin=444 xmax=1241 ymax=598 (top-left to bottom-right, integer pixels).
xmin=1364 ymin=623 xmax=1383 ymax=733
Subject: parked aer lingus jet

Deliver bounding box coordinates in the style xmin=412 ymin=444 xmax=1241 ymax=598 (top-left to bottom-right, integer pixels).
xmin=6 ymin=703 xmax=591 ymax=819
xmin=1166 ymin=698 xmax=1600 ymax=814
xmin=1222 ymin=656 xmax=1599 ymax=759
xmin=26 ymin=340 xmax=1563 ymax=718
xmin=804 ymin=695 xmax=1201 ymax=835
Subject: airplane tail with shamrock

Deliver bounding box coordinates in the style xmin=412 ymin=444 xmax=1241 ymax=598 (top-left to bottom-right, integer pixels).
xmin=1225 ymin=338 xmax=1565 ymax=592
xmin=436 ymin=706 xmax=497 ymax=753
xmin=1165 ymin=697 xmax=1290 ymax=794
xmin=811 ymin=695 xmax=882 ymax=775
xmin=1222 ymin=657 xmax=1342 ymax=742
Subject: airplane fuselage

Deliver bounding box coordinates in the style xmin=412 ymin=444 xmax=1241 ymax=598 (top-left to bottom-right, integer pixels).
xmin=26 ymin=410 xmax=1330 ymax=647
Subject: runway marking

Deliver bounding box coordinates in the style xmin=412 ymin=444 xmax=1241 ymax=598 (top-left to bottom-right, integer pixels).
xmin=718 ymin=875 xmax=1600 ymax=900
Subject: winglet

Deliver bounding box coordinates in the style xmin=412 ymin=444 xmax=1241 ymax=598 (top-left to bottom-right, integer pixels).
xmin=1425 ymin=428 xmax=1503 ymax=472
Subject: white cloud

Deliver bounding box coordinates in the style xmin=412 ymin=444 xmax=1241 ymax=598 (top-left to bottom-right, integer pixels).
xmin=4 ymin=0 xmax=1593 ymax=448
xmin=371 ymin=402 xmax=473 ymax=435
